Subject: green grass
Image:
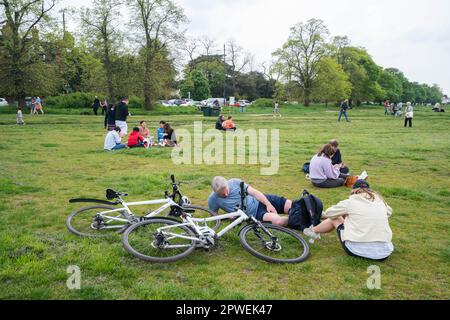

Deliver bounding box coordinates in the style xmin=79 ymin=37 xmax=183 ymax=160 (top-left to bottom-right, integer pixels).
xmin=0 ymin=104 xmax=449 ymax=300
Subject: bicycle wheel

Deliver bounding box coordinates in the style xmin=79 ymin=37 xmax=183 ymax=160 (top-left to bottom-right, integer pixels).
xmin=123 ymin=218 xmax=197 ymax=263
xmin=239 ymin=223 xmax=310 ymax=264
xmin=67 ymin=205 xmax=129 ymax=238
xmin=181 ymin=205 xmax=221 ymax=231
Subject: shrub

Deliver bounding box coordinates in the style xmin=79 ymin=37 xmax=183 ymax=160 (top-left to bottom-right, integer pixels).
xmin=251 ymin=98 xmax=274 ymax=109
xmin=45 ymin=93 xmax=146 ymax=109
xmin=128 ymin=96 xmax=144 ymax=109
xmin=45 ymin=92 xmax=98 ymax=109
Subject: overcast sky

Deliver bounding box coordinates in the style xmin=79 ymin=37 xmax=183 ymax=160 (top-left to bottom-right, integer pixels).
xmin=60 ymin=0 xmax=450 ymax=94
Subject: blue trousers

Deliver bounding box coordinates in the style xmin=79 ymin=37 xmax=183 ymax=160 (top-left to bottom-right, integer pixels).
xmin=338 ymin=111 xmax=349 ymax=122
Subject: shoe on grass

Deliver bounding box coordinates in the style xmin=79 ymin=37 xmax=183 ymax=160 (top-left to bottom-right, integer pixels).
xmin=303 ymin=226 xmax=321 ymax=243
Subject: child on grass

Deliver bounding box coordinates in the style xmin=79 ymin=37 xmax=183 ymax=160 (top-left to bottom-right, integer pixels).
xmin=16 ymin=107 xmax=25 ymax=125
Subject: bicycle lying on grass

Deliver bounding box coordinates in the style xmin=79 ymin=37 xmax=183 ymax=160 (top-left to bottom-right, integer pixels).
xmin=122 ymin=182 xmax=310 ymax=264
xmin=67 ymin=175 xmax=219 ymax=237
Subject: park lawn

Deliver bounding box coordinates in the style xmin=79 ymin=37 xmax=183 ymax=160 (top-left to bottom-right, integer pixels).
xmin=0 ymin=104 xmax=449 ymax=300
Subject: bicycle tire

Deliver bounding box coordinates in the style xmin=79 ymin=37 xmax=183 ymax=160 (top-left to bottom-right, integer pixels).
xmin=122 ymin=218 xmax=197 ymax=263
xmin=239 ymin=223 xmax=310 ymax=264
xmin=67 ymin=205 xmax=129 ymax=238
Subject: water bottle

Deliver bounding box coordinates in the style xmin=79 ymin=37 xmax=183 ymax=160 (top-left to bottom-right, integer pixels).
xmin=149 ymin=136 xmax=154 ymax=147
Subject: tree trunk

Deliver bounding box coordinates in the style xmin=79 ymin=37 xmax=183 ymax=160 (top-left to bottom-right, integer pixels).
xmin=143 ymin=50 xmax=153 ymax=110
xmin=103 ymin=38 xmax=115 ymax=103
xmin=303 ymin=88 xmax=311 ymax=106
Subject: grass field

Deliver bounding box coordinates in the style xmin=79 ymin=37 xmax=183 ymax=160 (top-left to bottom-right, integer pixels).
xmin=0 ymin=104 xmax=449 ymax=300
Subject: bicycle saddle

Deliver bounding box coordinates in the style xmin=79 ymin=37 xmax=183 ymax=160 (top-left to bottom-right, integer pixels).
xmin=106 ymin=189 xmax=128 ymax=200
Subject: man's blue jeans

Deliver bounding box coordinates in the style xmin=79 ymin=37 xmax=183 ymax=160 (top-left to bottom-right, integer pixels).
xmin=112 ymin=143 xmax=126 ymax=150
xmin=338 ymin=111 xmax=349 ymax=122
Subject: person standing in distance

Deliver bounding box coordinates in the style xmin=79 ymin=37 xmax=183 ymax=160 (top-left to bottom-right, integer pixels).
xmin=115 ymin=96 xmax=130 ymax=138
xmin=404 ymin=102 xmax=414 ymax=128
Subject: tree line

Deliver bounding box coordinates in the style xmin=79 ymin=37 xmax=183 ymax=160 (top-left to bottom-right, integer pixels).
xmin=0 ymin=1 xmax=444 ymax=109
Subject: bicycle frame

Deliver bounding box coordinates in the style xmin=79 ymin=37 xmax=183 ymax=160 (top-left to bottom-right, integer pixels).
xmin=96 ymin=197 xmax=179 ymax=227
xmin=155 ymin=209 xmax=252 ymax=245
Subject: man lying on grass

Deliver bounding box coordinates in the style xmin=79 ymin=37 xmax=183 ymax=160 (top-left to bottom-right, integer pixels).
xmin=208 ymin=177 xmax=292 ymax=226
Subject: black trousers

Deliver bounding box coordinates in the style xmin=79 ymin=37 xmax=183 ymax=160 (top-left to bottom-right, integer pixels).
xmin=404 ymin=117 xmax=412 ymax=127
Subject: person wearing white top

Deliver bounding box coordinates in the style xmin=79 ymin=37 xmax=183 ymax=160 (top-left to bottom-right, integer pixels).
xmin=404 ymin=102 xmax=414 ymax=127
xmin=303 ymin=180 xmax=394 ymax=261
xmin=104 ymin=127 xmax=126 ymax=151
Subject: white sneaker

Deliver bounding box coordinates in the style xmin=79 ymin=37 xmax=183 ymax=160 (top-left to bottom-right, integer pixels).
xmin=303 ymin=226 xmax=321 ymax=244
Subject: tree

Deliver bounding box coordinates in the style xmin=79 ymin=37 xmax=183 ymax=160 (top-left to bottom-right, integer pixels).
xmin=273 ymin=19 xmax=329 ymax=106
xmin=333 ymin=46 xmax=382 ymax=104
xmin=129 ymin=0 xmax=187 ymax=110
xmin=378 ymin=68 xmax=403 ymax=102
xmin=80 ymin=0 xmax=123 ymax=102
xmin=226 ymin=39 xmax=251 ymax=96
xmin=0 ymin=0 xmax=56 ymax=105
xmin=311 ymin=57 xmax=352 ymax=105
xmin=180 ymin=69 xmax=210 ymax=101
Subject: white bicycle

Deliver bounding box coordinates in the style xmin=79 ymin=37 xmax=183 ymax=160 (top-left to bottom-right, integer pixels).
xmin=67 ymin=175 xmax=219 ymax=238
xmin=123 ymin=182 xmax=310 ymax=264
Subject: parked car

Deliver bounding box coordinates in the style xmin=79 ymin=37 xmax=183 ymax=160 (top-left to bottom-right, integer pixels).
xmin=205 ymin=98 xmax=226 ymax=107
xmin=161 ymin=100 xmax=174 ymax=107
xmin=238 ymin=100 xmax=251 ymax=107
xmin=0 ymin=98 xmax=8 ymax=106
xmin=180 ymin=100 xmax=198 ymax=107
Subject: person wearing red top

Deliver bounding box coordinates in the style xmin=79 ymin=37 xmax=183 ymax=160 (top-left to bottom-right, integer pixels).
xmin=128 ymin=127 xmax=148 ymax=148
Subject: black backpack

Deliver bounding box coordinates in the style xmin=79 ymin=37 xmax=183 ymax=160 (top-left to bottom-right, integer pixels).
xmin=288 ymin=190 xmax=323 ymax=231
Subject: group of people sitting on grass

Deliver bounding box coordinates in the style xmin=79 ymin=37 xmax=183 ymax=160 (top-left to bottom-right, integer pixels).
xmin=207 ymin=138 xmax=394 ymax=261
xmin=208 ymin=175 xmax=394 ymax=262
xmin=104 ymin=120 xmax=177 ymax=151
xmin=215 ymin=115 xmax=237 ymax=131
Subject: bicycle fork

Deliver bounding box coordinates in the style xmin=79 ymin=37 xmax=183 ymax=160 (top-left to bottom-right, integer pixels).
xmin=250 ymin=218 xmax=280 ymax=250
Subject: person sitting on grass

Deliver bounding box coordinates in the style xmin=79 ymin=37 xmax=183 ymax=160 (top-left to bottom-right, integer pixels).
xmin=104 ymin=126 xmax=126 ymax=151
xmin=222 ymin=116 xmax=237 ymax=131
xmin=309 ymin=143 xmax=346 ymax=188
xmin=139 ymin=120 xmax=151 ymax=145
xmin=303 ymin=180 xmax=394 ymax=261
xmin=128 ymin=127 xmax=148 ymax=149
xmin=208 ymin=177 xmax=292 ymax=226
xmin=157 ymin=121 xmax=166 ymax=145
xmin=162 ymin=123 xmax=177 ymax=147
xmin=215 ymin=115 xmax=225 ymax=131
xmin=329 ymin=139 xmax=350 ymax=174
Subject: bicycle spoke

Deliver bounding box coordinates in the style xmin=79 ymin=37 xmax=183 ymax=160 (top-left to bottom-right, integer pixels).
xmin=125 ymin=219 xmax=196 ymax=261
xmin=67 ymin=206 xmax=128 ymax=238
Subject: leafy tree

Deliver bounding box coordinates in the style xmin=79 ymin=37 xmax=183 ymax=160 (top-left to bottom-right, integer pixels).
xmin=128 ymin=0 xmax=187 ymax=110
xmin=0 ymin=0 xmax=56 ymax=105
xmin=80 ymin=0 xmax=123 ymax=102
xmin=273 ymin=19 xmax=329 ymax=106
xmin=378 ymin=69 xmax=403 ymax=102
xmin=311 ymin=57 xmax=352 ymax=105
xmin=180 ymin=69 xmax=210 ymax=101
